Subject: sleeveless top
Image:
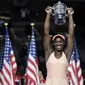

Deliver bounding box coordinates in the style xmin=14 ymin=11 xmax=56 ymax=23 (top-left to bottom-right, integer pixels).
xmin=46 ymin=52 xmax=68 ymax=77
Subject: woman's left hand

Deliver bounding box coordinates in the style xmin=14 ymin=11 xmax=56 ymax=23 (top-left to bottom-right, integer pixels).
xmin=67 ymin=7 xmax=74 ymax=15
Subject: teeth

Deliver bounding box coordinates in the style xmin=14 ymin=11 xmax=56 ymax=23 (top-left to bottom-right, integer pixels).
xmin=57 ymin=46 xmax=61 ymax=48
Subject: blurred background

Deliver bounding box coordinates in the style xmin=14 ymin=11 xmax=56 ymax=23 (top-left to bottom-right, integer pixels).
xmin=0 ymin=0 xmax=85 ymax=79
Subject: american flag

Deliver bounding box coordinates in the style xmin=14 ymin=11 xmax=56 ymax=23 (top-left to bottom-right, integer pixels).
xmin=26 ymin=26 xmax=40 ymax=85
xmin=0 ymin=39 xmax=5 ymax=84
xmin=0 ymin=27 xmax=17 ymax=85
xmin=68 ymin=39 xmax=83 ymax=85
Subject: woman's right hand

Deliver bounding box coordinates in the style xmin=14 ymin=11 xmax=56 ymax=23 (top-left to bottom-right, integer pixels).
xmin=45 ymin=6 xmax=52 ymax=14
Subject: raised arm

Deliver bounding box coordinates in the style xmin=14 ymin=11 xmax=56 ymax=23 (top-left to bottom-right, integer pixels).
xmin=65 ymin=8 xmax=74 ymax=61
xmin=44 ymin=6 xmax=52 ymax=61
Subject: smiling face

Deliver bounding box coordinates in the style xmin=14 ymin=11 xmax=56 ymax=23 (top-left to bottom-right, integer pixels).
xmin=53 ymin=37 xmax=65 ymax=51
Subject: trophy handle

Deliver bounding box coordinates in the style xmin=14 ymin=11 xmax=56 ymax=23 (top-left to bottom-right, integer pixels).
xmin=51 ymin=7 xmax=55 ymax=16
xmin=66 ymin=7 xmax=68 ymax=17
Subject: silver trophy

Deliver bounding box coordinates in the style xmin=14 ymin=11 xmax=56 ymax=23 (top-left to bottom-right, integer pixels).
xmin=52 ymin=1 xmax=68 ymax=25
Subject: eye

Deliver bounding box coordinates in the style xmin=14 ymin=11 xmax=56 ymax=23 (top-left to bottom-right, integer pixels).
xmin=54 ymin=41 xmax=57 ymax=43
xmin=58 ymin=40 xmax=62 ymax=43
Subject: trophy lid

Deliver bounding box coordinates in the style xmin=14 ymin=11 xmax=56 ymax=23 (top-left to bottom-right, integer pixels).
xmin=53 ymin=1 xmax=67 ymax=9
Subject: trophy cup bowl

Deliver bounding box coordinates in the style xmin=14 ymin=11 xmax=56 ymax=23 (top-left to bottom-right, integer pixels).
xmin=52 ymin=1 xmax=68 ymax=25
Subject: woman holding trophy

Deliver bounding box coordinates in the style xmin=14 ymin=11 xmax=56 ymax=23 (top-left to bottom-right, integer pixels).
xmin=44 ymin=1 xmax=74 ymax=85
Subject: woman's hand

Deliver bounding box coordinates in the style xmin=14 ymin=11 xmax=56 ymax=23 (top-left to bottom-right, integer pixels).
xmin=67 ymin=7 xmax=74 ymax=16
xmin=45 ymin=6 xmax=52 ymax=14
